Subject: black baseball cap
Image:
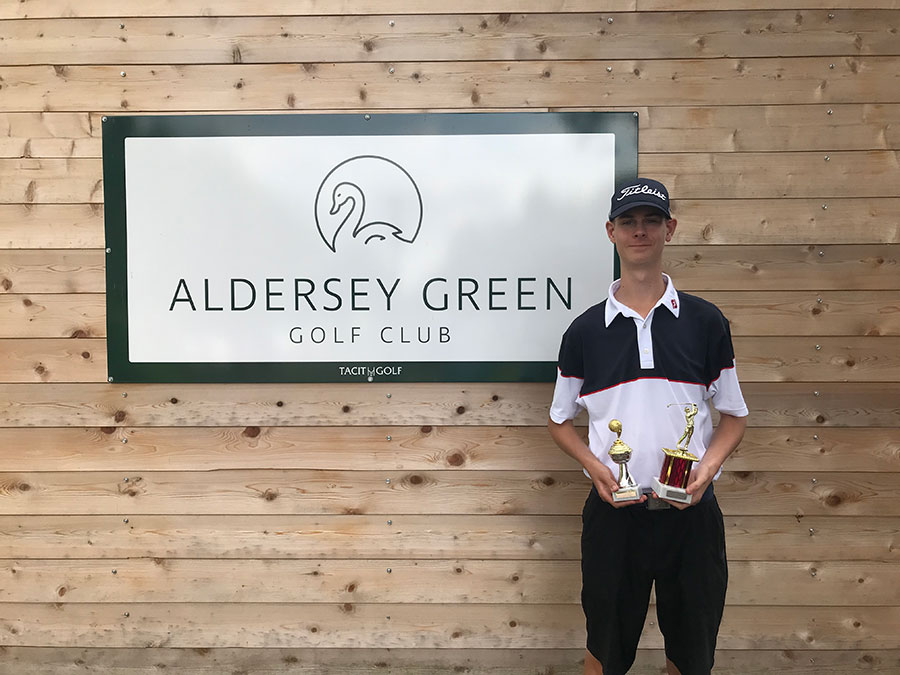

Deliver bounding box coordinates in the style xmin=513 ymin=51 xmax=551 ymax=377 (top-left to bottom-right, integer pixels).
xmin=608 ymin=178 xmax=671 ymax=220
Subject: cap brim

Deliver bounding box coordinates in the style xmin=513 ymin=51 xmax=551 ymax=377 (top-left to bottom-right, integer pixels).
xmin=609 ymin=200 xmax=671 ymax=221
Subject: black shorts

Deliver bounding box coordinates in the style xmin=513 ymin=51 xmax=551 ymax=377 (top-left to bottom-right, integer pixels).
xmin=581 ymin=486 xmax=727 ymax=675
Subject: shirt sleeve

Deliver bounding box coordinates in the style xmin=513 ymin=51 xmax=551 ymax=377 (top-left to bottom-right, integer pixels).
xmin=549 ymin=324 xmax=586 ymax=423
xmin=706 ymin=312 xmax=749 ymax=417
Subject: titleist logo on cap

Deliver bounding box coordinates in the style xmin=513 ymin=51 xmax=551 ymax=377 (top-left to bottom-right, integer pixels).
xmin=617 ymin=184 xmax=668 ymax=202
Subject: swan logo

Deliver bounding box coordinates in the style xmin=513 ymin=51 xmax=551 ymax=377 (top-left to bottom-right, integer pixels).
xmin=314 ymin=155 xmax=423 ymax=253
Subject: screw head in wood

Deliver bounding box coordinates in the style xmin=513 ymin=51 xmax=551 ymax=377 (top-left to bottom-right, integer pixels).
xmin=608 ymin=17 xmax=614 ymax=23
xmin=389 ymin=20 xmax=395 ymax=27
xmin=120 ymin=71 xmax=126 ymax=77
xmin=814 ymin=391 xmax=820 ymax=396
xmin=389 ymin=67 xmax=395 ymax=74
xmin=108 ymin=376 xmax=114 ymax=382
xmin=606 ymin=66 xmax=612 ymax=72
xmin=123 ymin=518 xmax=129 ymax=523
xmin=829 ymin=63 xmax=835 ymax=69
xmin=386 ymin=435 xmax=392 ymax=441
xmin=385 ymin=478 xmax=391 ymax=484
xmin=121 ymin=438 xmax=128 ymax=443
xmin=815 ymin=344 xmax=821 ymax=350
xmin=387 ymin=568 xmax=392 ymax=573
xmin=821 ymin=204 xmax=827 ymax=209
xmin=826 ymin=109 xmax=833 ymax=115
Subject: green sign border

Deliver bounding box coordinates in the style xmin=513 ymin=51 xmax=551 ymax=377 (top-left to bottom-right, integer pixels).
xmin=103 ymin=111 xmax=636 ymax=383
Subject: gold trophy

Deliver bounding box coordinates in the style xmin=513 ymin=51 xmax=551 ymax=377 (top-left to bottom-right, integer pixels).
xmin=651 ymin=403 xmax=700 ymax=504
xmin=607 ymin=419 xmax=641 ymax=502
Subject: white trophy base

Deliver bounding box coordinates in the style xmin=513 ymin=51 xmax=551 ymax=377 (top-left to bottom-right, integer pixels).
xmin=611 ymin=484 xmax=642 ymax=503
xmin=651 ymin=477 xmax=693 ymax=504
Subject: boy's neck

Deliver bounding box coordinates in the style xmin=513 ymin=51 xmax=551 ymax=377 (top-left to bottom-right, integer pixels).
xmin=614 ymin=266 xmax=667 ymax=319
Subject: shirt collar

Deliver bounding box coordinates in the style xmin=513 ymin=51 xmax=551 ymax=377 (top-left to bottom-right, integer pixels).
xmin=604 ymin=273 xmax=680 ymax=327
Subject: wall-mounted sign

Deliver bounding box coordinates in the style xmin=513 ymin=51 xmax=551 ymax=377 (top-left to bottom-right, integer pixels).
xmin=103 ymin=112 xmax=637 ymax=382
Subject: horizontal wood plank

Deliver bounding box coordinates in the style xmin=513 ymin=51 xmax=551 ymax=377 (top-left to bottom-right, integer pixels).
xmin=4 ymin=152 xmax=899 ymax=203
xmin=1 ymin=558 xmax=897 ymax=606
xmin=0 ymin=469 xmax=897 ymax=516
xmin=4 ymin=291 xmax=900 ymax=338
xmin=0 ymin=514 xmax=895 ymax=562
xmin=1 ymin=603 xmax=897 ymax=649
xmin=2 ymin=336 xmax=899 ymax=382
xmin=0 ymin=382 xmax=896 ymax=427
xmin=0 ymin=204 xmax=104 ymax=248
xmin=1 ymin=58 xmax=898 ymax=112
xmin=6 ymin=104 xmax=900 ymax=161
xmin=8 ymin=647 xmax=900 ymax=675
xmin=2 ymin=12 xmax=898 ymax=66
xmin=4 ymin=199 xmax=898 ymax=248
xmin=4 ymin=1 xmax=898 ymax=19
xmin=3 ymin=246 xmax=897 ymax=294
xmin=1 ymin=647 xmax=899 ymax=675
xmin=667 ymin=245 xmax=900 ymax=291
xmin=0 ymin=426 xmax=895 ymax=472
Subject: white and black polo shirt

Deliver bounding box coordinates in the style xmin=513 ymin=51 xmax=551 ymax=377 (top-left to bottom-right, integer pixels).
xmin=550 ymin=274 xmax=748 ymax=486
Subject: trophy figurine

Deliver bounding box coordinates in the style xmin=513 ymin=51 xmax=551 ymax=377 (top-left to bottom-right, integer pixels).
xmin=607 ymin=419 xmax=641 ymax=502
xmin=651 ymin=403 xmax=700 ymax=504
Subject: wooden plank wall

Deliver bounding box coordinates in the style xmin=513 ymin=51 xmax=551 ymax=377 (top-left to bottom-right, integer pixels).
xmin=1 ymin=2 xmax=899 ymax=673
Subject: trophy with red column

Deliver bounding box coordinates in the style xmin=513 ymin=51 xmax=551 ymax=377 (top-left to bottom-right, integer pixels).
xmin=651 ymin=403 xmax=699 ymax=504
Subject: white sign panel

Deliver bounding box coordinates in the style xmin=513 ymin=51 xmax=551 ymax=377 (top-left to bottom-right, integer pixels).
xmin=103 ymin=113 xmax=637 ymax=382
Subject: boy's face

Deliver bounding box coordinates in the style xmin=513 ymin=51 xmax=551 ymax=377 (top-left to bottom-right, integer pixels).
xmin=605 ymin=205 xmax=677 ymax=268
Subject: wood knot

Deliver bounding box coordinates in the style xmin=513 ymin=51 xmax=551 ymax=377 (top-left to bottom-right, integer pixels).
xmin=341 ymin=603 xmax=354 ymax=613
xmin=362 ymin=39 xmax=374 ymax=52
xmin=34 ymin=365 xmax=46 ymax=375
xmin=309 ymin=626 xmax=318 ymax=633
xmin=411 ymin=72 xmax=420 ymax=80
xmin=511 ymin=574 xmax=520 ymax=582
xmin=421 ymin=425 xmax=433 ymax=433
xmin=57 ymin=586 xmax=67 ymax=597
xmin=815 ymin=415 xmax=826 ymax=424
xmin=263 ymin=489 xmax=278 ymax=501
xmin=170 ymin=398 xmax=178 ymax=404
xmin=845 ymin=359 xmax=856 ymax=367
xmin=100 ymin=426 xmax=115 ymax=434
xmin=276 ymin=400 xmax=284 ymax=407
xmin=451 ymin=631 xmax=462 ymax=639
xmin=456 ymin=406 xmax=466 ymax=415
xmin=540 ymin=476 xmax=556 ymax=487
xmin=491 ymin=395 xmax=499 ymax=401
xmin=825 ymin=494 xmax=842 ymax=507
xmin=242 ymin=426 xmax=260 ymax=438
xmin=287 ymin=94 xmax=296 ymax=108
xmin=811 ymin=306 xmax=822 ymax=315
xmin=470 ymin=89 xmax=480 ymax=104
xmin=22 ymin=298 xmax=32 ymax=307
xmin=498 ymin=13 xmax=511 ymax=24
xmin=18 ymin=483 xmax=31 ymax=492
xmin=114 ymin=410 xmax=126 ymax=423
xmin=1 ymin=279 xmax=11 ymax=291
xmin=342 ymin=405 xmax=351 ymax=413
xmin=408 ymin=474 xmax=424 ymax=485
xmin=81 ymin=352 xmax=91 ymax=359
xmin=508 ymin=620 xmax=517 ymax=627
xmin=346 ymin=583 xmax=357 ymax=592
xmin=71 ymin=329 xmax=88 ymax=338
xmin=447 ymin=453 xmax=465 ymax=467
xmin=537 ymin=40 xmax=547 ymax=53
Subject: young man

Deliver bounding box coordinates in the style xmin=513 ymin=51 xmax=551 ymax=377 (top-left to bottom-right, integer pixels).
xmin=547 ymin=178 xmax=748 ymax=675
